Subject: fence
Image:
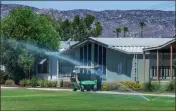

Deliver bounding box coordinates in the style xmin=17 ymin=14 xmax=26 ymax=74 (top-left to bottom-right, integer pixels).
xmin=150 ymin=66 xmax=176 ymax=80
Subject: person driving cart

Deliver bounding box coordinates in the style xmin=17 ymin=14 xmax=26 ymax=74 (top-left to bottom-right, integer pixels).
xmin=71 ymin=66 xmax=97 ymax=92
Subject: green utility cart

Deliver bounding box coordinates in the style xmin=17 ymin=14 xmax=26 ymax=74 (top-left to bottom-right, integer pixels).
xmin=70 ymin=66 xmax=97 ymax=92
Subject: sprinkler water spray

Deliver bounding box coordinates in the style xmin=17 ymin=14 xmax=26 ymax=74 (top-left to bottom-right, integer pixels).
xmin=3 ymin=37 xmax=160 ymax=102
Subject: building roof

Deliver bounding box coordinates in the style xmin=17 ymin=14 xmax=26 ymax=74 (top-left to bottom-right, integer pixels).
xmin=143 ymin=38 xmax=176 ymax=51
xmin=62 ymin=37 xmax=174 ymax=54
xmin=59 ymin=41 xmax=79 ymax=52
xmin=89 ymin=37 xmax=174 ymax=54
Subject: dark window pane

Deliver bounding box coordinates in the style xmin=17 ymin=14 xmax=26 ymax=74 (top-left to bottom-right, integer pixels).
xmin=103 ymin=47 xmax=106 ymax=75
xmin=103 ymin=47 xmax=106 ymax=66
xmin=99 ymin=45 xmax=102 ymax=65
xmin=80 ymin=47 xmax=83 ymax=65
xmin=84 ymin=45 xmax=87 ymax=74
xmin=94 ymin=44 xmax=98 ymax=65
xmin=37 ymin=58 xmax=48 ymax=73
xmin=37 ymin=65 xmax=42 ymax=73
xmin=88 ymin=43 xmax=91 ymax=66
xmin=43 ymin=59 xmax=48 ymax=73
xmin=84 ymin=45 xmax=87 ymax=65
xmin=80 ymin=47 xmax=83 ymax=73
xmin=88 ymin=43 xmax=91 ymax=74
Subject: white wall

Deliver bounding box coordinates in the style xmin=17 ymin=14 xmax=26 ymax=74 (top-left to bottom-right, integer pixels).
xmin=106 ymin=48 xmax=134 ymax=82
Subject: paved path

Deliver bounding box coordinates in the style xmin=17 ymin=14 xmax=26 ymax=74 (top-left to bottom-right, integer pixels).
xmin=1 ymin=86 xmax=175 ymax=98
xmin=1 ymin=86 xmax=19 ymax=89
xmin=94 ymin=91 xmax=175 ymax=98
xmin=28 ymin=88 xmax=73 ymax=91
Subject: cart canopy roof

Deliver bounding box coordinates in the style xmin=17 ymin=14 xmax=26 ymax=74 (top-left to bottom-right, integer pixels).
xmin=75 ymin=66 xmax=100 ymax=69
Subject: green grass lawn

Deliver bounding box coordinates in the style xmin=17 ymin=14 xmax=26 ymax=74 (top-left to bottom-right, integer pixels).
xmin=1 ymin=88 xmax=175 ymax=110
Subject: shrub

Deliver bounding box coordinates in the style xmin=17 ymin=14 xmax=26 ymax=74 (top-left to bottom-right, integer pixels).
xmin=63 ymin=81 xmax=72 ymax=88
xmin=165 ymin=79 xmax=175 ymax=92
xmin=39 ymin=80 xmax=48 ymax=87
xmin=101 ymin=81 xmax=143 ymax=91
xmin=38 ymin=80 xmax=42 ymax=87
xmin=5 ymin=79 xmax=15 ymax=86
xmin=120 ymin=81 xmax=143 ymax=91
xmin=19 ymin=79 xmax=27 ymax=87
xmin=152 ymin=82 xmax=160 ymax=91
xmin=44 ymin=80 xmax=48 ymax=87
xmin=30 ymin=76 xmax=38 ymax=87
xmin=142 ymin=82 xmax=160 ymax=92
xmin=101 ymin=83 xmax=110 ymax=91
xmin=101 ymin=82 xmax=120 ymax=91
xmin=38 ymin=80 xmax=57 ymax=87
xmin=0 ymin=70 xmax=8 ymax=84
xmin=19 ymin=77 xmax=39 ymax=87
xmin=118 ymin=84 xmax=130 ymax=91
xmin=46 ymin=81 xmax=53 ymax=87
xmin=51 ymin=81 xmax=57 ymax=87
xmin=26 ymin=79 xmax=31 ymax=86
xmin=143 ymin=82 xmax=153 ymax=92
xmin=60 ymin=79 xmax=63 ymax=87
xmin=39 ymin=80 xmax=45 ymax=87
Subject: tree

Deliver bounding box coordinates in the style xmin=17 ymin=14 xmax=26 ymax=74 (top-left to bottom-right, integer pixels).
xmin=59 ymin=19 xmax=72 ymax=41
xmin=139 ymin=22 xmax=146 ymax=38
xmin=59 ymin=14 xmax=102 ymax=41
xmin=1 ymin=7 xmax=60 ymax=82
xmin=1 ymin=7 xmax=60 ymax=50
xmin=1 ymin=38 xmax=26 ymax=82
xmin=18 ymin=49 xmax=34 ymax=79
xmin=123 ymin=27 xmax=128 ymax=38
xmin=94 ymin=21 xmax=102 ymax=37
xmin=84 ymin=14 xmax=95 ymax=30
xmin=114 ymin=28 xmax=121 ymax=37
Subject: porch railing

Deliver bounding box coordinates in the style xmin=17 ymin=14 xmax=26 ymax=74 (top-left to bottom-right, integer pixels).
xmin=150 ymin=66 xmax=176 ymax=80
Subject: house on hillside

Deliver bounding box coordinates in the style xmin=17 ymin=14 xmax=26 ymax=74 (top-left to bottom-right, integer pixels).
xmin=36 ymin=37 xmax=176 ymax=83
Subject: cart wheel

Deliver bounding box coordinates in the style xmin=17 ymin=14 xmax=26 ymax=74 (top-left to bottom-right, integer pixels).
xmin=81 ymin=85 xmax=84 ymax=92
xmin=73 ymin=89 xmax=77 ymax=91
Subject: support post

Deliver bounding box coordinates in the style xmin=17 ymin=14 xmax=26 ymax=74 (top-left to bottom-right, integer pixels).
xmin=156 ymin=50 xmax=159 ymax=81
xmin=57 ymin=60 xmax=58 ymax=81
xmin=170 ymin=45 xmax=173 ymax=80
xmin=29 ymin=65 xmax=30 ymax=79
xmin=143 ymin=52 xmax=146 ymax=83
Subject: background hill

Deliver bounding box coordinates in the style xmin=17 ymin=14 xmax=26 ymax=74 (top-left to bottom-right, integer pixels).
xmin=1 ymin=4 xmax=175 ymax=38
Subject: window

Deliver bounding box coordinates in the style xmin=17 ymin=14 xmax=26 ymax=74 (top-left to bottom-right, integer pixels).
xmin=94 ymin=44 xmax=106 ymax=76
xmin=99 ymin=45 xmax=102 ymax=65
xmin=79 ymin=43 xmax=106 ymax=75
xmin=80 ymin=47 xmax=83 ymax=73
xmin=117 ymin=61 xmax=122 ymax=73
xmin=88 ymin=43 xmax=91 ymax=74
xmin=103 ymin=47 xmax=106 ymax=75
xmin=37 ymin=58 xmax=49 ymax=74
xmin=88 ymin=43 xmax=91 ymax=66
xmin=80 ymin=47 xmax=83 ymax=65
xmin=94 ymin=44 xmax=98 ymax=65
xmin=84 ymin=45 xmax=87 ymax=74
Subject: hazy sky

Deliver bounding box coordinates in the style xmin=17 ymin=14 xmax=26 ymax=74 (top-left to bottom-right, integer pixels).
xmin=2 ymin=1 xmax=175 ymax=11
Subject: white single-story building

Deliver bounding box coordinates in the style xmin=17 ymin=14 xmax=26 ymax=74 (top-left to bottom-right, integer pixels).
xmin=36 ymin=37 xmax=176 ymax=83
